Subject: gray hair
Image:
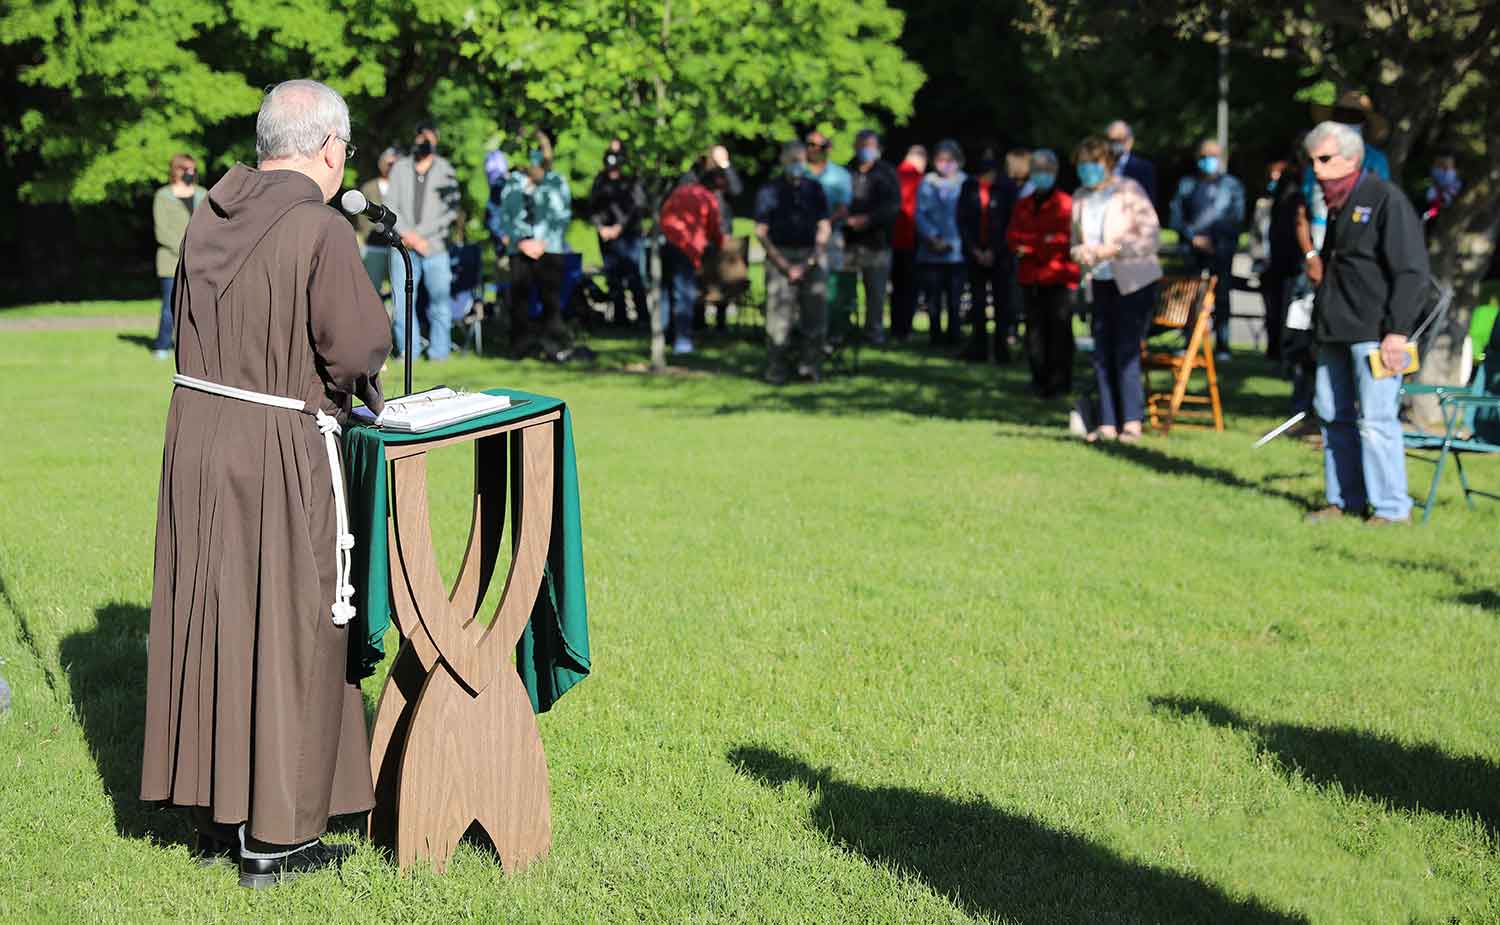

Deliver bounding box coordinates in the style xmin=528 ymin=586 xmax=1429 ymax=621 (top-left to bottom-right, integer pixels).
xmin=256 ymin=80 xmax=351 ymax=162
xmin=1305 ymin=120 xmax=1365 ymax=164
xmin=1107 ymin=120 xmax=1133 ymax=139
xmin=781 ymin=140 xmax=807 ymax=162
xmin=1030 ymin=148 xmax=1059 ymax=171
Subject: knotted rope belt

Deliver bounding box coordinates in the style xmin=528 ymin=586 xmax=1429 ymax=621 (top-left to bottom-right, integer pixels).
xmin=172 ymin=373 xmax=356 ymax=627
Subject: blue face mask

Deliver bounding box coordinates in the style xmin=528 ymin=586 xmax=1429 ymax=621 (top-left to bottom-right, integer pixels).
xmin=1077 ymin=161 xmax=1107 ymax=188
xmin=857 ymin=147 xmax=879 ymax=164
xmin=1198 ymin=156 xmax=1220 ymax=175
xmin=1030 ymin=172 xmax=1056 ymax=192
xmin=1432 ymin=167 xmax=1458 ymax=186
xmin=786 ymin=162 xmax=807 ymax=179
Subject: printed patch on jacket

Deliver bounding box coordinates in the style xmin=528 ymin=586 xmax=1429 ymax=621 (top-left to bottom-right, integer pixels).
xmin=1352 ymin=205 xmax=1373 ymax=224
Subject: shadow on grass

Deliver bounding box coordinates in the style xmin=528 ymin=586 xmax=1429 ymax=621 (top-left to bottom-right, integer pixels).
xmin=728 ymin=746 xmax=1304 ymax=924
xmin=1150 ymin=696 xmax=1500 ymax=832
xmin=115 ymin=332 xmax=157 ymax=350
xmin=1098 ymin=439 xmax=1315 ymax=509
xmin=58 ymin=601 xmax=194 ymax=846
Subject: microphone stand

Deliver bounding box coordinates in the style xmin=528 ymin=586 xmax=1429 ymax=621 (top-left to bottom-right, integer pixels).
xmin=372 ymin=220 xmax=416 ymax=397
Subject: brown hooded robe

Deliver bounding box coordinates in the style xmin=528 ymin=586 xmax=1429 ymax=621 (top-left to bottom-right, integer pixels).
xmin=140 ymin=165 xmax=390 ymax=844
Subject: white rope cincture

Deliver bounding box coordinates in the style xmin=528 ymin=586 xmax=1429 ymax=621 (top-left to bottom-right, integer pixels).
xmin=173 ymin=374 xmax=357 ymax=627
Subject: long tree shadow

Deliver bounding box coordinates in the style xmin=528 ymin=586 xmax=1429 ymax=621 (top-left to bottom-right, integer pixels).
xmin=1150 ymin=696 xmax=1500 ymax=831
xmin=728 ymin=746 xmax=1304 ymax=924
xmin=58 ymin=601 xmax=192 ymax=847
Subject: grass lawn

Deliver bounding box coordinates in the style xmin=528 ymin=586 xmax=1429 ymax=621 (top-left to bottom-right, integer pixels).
xmin=2 ymin=312 xmax=1499 ymax=924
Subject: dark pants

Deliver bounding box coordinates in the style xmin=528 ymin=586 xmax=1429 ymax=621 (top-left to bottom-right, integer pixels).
xmin=966 ymin=257 xmax=1015 ymax=358
xmin=1260 ymin=267 xmax=1289 ymax=359
xmin=1023 ymin=284 xmax=1074 ymax=396
xmin=659 ymin=241 xmax=699 ymax=338
xmin=600 ymin=234 xmax=647 ymax=325
xmin=1090 ymin=280 xmax=1153 ymax=429
xmin=1193 ymin=250 xmax=1234 ymax=351
xmin=154 ymin=276 xmax=175 ymax=351
xmin=889 ymin=248 xmax=918 ymax=340
xmin=509 ymin=252 xmax=571 ymax=356
xmin=920 ymin=262 xmax=964 ymax=344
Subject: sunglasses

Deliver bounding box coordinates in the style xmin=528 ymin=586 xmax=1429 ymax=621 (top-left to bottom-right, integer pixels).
xmin=1314 ymin=154 xmax=1337 ymax=164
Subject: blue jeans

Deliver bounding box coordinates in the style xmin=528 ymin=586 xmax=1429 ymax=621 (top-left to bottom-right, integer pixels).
xmin=660 ymin=241 xmax=698 ymax=337
xmin=919 ymin=262 xmax=964 ymax=342
xmin=601 ymin=234 xmax=647 ymax=324
xmin=154 ymin=276 xmax=175 ymax=351
xmin=1315 ymin=342 xmax=1411 ymax=519
xmin=1090 ymin=280 xmax=1152 ymax=429
xmin=389 ymin=247 xmax=453 ymax=360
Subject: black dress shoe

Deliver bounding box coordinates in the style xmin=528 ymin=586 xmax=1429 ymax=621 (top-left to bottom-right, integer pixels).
xmin=193 ymin=831 xmax=238 ymax=868
xmin=239 ymin=841 xmax=355 ymax=889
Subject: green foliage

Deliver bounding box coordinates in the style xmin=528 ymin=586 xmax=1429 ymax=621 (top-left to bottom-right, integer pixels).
xmin=1 ymin=0 xmax=924 ymax=209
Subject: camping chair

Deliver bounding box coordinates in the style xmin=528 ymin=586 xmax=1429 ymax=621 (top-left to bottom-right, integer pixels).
xmin=1400 ymin=284 xmax=1500 ymax=522
xmin=1141 ymin=272 xmax=1224 ymax=433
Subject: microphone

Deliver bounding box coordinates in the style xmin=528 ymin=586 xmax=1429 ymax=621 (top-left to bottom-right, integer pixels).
xmin=340 ymin=189 xmax=397 ymax=227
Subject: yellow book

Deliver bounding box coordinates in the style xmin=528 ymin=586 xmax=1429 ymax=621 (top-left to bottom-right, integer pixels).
xmin=1368 ymin=343 xmax=1420 ymax=379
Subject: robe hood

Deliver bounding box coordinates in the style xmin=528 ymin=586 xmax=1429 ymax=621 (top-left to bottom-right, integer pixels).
xmin=188 ymin=165 xmax=327 ymax=298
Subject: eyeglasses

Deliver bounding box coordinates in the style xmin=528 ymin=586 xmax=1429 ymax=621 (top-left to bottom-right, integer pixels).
xmin=325 ymin=133 xmax=357 ymax=159
xmin=1314 ymin=154 xmax=1337 ymax=164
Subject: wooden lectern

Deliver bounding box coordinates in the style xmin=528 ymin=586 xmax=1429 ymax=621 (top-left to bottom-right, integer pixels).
xmin=366 ymin=409 xmax=561 ymax=873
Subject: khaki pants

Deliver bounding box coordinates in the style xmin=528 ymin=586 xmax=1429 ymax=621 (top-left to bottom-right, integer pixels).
xmin=765 ymin=246 xmax=826 ymax=380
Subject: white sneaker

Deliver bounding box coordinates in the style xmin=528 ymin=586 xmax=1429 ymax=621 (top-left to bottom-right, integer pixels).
xmin=672 ymin=336 xmax=694 ymax=355
xmin=1215 ymin=350 xmax=1232 ymax=363
xmin=152 ymin=349 xmax=171 ymax=361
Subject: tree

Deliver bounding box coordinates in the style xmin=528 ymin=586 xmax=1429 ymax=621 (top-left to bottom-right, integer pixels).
xmin=1022 ymin=1 xmax=1500 ymax=418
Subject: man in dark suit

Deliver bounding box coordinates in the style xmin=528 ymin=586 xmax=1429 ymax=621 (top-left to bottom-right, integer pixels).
xmin=1107 ymin=120 xmax=1157 ymax=209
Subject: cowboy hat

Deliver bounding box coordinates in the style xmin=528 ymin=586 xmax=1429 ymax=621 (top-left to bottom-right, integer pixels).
xmin=1311 ymin=90 xmax=1390 ymax=145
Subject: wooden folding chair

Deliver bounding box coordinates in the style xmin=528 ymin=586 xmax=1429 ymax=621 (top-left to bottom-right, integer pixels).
xmin=1141 ymin=273 xmax=1224 ymax=433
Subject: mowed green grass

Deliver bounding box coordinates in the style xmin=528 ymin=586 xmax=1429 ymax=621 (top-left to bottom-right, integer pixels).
xmin=1 ymin=310 xmax=1499 ymax=924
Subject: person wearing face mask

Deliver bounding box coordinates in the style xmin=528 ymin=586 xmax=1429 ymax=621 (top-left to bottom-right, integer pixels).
xmin=1301 ymin=121 xmax=1428 ymax=526
xmin=151 ymin=154 xmax=207 ymax=359
xmin=1070 ymin=136 xmax=1162 ymax=443
xmin=1105 ymin=120 xmax=1157 ymax=209
xmin=843 ymin=129 xmax=901 ymax=345
xmin=754 ymin=140 xmax=832 ymax=383
xmin=355 ymin=147 xmax=399 ymax=305
xmin=1424 ymin=153 xmax=1461 ymax=224
xmin=957 ymin=146 xmax=1019 ymax=362
xmin=1169 ymin=139 xmax=1245 ymax=362
xmin=805 ymin=131 xmax=854 ymax=344
xmin=916 ymin=139 xmax=968 ymax=346
xmin=1006 ymin=149 xmax=1079 ymax=398
xmin=498 ymin=129 xmax=575 ymax=360
xmin=385 ymin=120 xmax=462 ymax=361
xmin=890 ymin=145 xmax=928 ymax=342
xmin=141 ymin=80 xmax=389 ymax=886
xmin=588 ymin=143 xmax=649 ymax=327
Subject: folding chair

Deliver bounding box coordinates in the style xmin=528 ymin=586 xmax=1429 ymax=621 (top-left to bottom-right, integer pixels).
xmin=1141 ymin=272 xmax=1224 ymax=433
xmin=1398 ymin=282 xmax=1500 ymax=523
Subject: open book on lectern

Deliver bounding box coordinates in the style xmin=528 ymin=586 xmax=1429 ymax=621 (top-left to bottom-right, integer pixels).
xmin=353 ymin=386 xmax=512 ymax=433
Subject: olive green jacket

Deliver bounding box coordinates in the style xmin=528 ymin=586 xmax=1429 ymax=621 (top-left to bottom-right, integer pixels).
xmin=154 ymin=184 xmax=207 ymax=278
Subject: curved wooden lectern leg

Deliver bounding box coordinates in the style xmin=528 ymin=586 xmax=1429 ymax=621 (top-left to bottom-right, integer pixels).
xmin=396 ymin=663 xmax=551 ymax=873
xmin=368 ymin=640 xmax=426 ymax=845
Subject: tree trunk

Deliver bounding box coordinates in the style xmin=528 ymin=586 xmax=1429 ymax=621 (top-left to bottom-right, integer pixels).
xmin=1411 ymin=205 xmax=1500 ymax=427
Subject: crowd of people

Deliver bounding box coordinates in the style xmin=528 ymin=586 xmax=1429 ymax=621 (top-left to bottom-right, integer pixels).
xmin=149 ymin=92 xmax=1458 ymax=462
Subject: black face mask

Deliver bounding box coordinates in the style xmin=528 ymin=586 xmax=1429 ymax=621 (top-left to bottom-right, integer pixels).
xmin=413 ymin=140 xmax=435 ymax=159
xmin=181 ymin=170 xmax=197 ymax=186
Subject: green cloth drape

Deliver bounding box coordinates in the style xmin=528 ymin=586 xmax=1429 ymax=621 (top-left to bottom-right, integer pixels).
xmin=344 ymin=388 xmax=590 ymax=712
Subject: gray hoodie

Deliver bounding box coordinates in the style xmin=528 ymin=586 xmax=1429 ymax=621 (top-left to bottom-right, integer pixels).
xmin=384 ymin=155 xmax=461 ymax=248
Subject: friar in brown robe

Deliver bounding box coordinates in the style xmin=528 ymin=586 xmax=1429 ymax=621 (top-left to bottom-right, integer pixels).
xmin=140 ymin=80 xmax=391 ymax=877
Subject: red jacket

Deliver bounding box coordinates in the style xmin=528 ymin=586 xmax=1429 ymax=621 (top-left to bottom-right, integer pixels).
xmin=892 ymin=161 xmax=923 ymax=251
xmin=1006 ymin=189 xmax=1079 ymax=288
xmin=660 ymin=182 xmax=724 ymax=268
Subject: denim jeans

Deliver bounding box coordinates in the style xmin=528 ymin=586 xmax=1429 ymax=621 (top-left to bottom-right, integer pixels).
xmin=389 ymin=247 xmax=453 ymax=360
xmin=660 ymin=241 xmax=699 ymax=338
xmin=1193 ymin=250 xmax=1235 ymax=351
xmin=601 ymin=234 xmax=647 ymax=324
xmin=1090 ymin=280 xmax=1152 ymax=428
xmin=1315 ymin=342 xmax=1411 ymax=519
xmin=154 ymin=276 xmax=175 ymax=351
